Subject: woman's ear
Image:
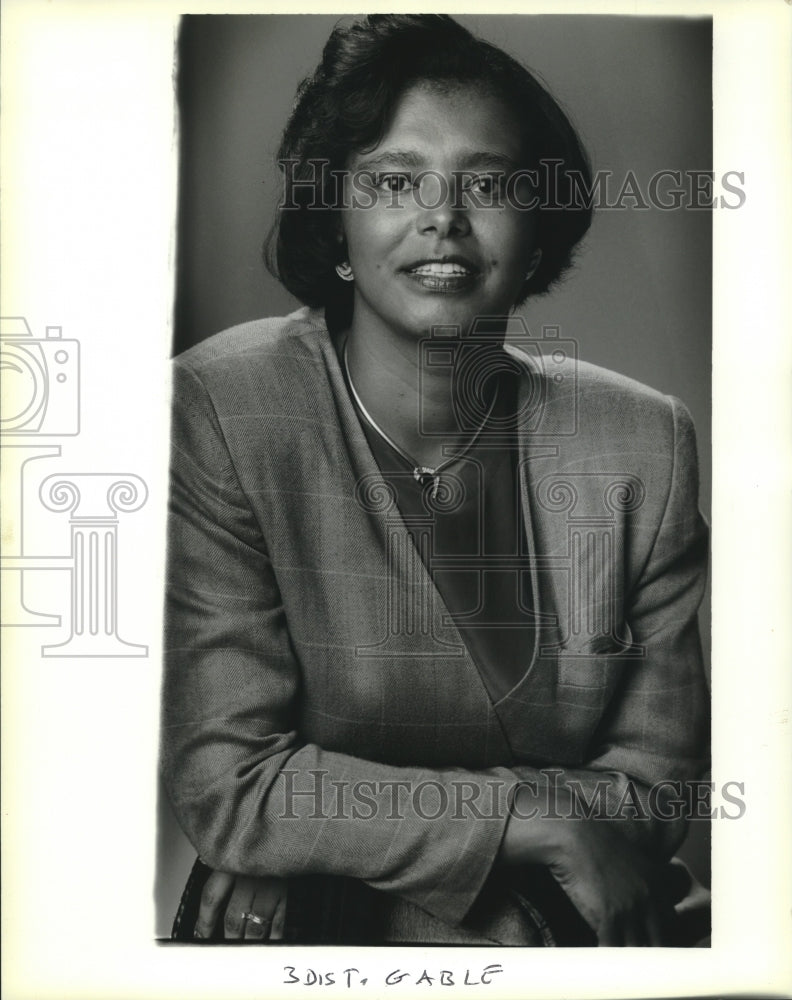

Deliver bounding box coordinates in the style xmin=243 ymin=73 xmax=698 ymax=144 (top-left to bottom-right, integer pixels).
xmin=525 ymin=248 xmax=542 ymax=281
xmin=511 ymin=248 xmax=543 ymax=313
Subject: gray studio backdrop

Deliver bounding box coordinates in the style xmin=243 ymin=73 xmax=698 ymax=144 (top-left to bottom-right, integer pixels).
xmin=158 ymin=14 xmax=712 ymax=936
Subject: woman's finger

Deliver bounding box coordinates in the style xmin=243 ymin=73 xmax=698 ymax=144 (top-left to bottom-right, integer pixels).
xmin=224 ymin=876 xmax=257 ymax=940
xmin=646 ymin=903 xmax=668 ymax=947
xmin=595 ymin=916 xmax=621 ymax=947
xmin=270 ymin=892 xmax=287 ymax=941
xmin=620 ymin=909 xmax=648 ymax=947
xmin=195 ymin=870 xmax=236 ymax=940
xmin=242 ymin=909 xmax=272 ymax=941
xmin=243 ymin=879 xmax=284 ymax=941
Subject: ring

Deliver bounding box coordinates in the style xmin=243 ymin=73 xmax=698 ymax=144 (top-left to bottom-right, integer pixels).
xmin=241 ymin=911 xmax=270 ymax=927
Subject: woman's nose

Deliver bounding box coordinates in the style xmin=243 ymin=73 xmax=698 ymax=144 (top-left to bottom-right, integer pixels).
xmin=416 ymin=174 xmax=471 ymax=238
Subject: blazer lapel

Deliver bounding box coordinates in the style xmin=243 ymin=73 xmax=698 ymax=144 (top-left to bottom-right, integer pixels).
xmin=314 ymin=324 xmax=563 ymax=733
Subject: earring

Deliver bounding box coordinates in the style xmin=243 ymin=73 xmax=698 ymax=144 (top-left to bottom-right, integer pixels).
xmin=335 ymin=261 xmax=354 ymax=282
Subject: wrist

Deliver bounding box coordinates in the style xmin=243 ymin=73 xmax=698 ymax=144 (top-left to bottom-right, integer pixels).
xmin=500 ymin=782 xmax=576 ymax=866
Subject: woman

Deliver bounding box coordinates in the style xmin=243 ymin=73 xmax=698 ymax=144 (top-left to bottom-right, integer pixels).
xmin=162 ymin=14 xmax=709 ymax=946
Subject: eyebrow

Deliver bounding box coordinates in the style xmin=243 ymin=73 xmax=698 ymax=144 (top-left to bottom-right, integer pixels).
xmin=353 ymin=149 xmax=520 ymax=172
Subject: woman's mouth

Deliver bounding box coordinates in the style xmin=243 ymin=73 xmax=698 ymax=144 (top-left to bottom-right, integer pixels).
xmin=403 ymin=259 xmax=479 ymax=292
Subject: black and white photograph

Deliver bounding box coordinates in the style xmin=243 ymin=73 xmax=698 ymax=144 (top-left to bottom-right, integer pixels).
xmin=161 ymin=12 xmax=714 ymax=948
xmin=1 ymin=1 xmax=790 ymax=998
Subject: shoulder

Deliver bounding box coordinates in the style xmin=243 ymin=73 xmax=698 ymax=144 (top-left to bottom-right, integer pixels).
xmin=171 ymin=307 xmax=332 ymax=414
xmin=174 ymin=307 xmax=328 ymax=378
xmin=507 ymin=348 xmax=703 ymax=545
xmin=506 ymin=343 xmax=695 ymax=450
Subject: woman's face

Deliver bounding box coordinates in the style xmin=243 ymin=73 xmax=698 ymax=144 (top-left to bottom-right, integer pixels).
xmin=341 ymin=82 xmax=538 ymax=342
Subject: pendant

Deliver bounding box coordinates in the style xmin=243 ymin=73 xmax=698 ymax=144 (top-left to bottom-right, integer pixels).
xmin=413 ymin=466 xmax=441 ymax=500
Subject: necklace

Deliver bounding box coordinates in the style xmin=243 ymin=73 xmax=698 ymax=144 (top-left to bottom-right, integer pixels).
xmin=342 ymin=340 xmax=498 ymax=499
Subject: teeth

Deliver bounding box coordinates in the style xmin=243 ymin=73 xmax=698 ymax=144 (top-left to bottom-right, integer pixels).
xmin=411 ymin=262 xmax=471 ymax=275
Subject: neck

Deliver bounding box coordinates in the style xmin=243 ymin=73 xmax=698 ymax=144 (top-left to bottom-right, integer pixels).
xmin=343 ymin=310 xmax=505 ymax=467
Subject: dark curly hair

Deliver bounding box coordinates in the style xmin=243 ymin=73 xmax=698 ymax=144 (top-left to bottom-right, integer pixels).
xmin=265 ymin=15 xmax=593 ymax=330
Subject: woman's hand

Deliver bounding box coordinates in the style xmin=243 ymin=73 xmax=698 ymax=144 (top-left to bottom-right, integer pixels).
xmin=543 ymin=821 xmax=670 ymax=945
xmin=194 ymin=871 xmax=288 ymax=942
xmin=500 ymin=785 xmax=672 ymax=945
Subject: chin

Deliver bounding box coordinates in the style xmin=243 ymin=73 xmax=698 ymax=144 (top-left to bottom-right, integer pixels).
xmin=398 ymin=296 xmax=490 ymax=334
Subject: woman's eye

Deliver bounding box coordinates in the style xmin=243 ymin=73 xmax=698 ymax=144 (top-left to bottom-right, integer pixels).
xmin=375 ymin=173 xmax=413 ymax=193
xmin=464 ymin=173 xmax=503 ymax=196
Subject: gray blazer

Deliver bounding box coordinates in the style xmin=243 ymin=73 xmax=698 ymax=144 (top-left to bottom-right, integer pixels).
xmin=161 ymin=307 xmax=709 ymax=934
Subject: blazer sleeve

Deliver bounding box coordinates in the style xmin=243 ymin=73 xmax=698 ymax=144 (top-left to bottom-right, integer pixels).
xmin=512 ymin=394 xmax=710 ymax=858
xmin=160 ymin=360 xmax=514 ymax=927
